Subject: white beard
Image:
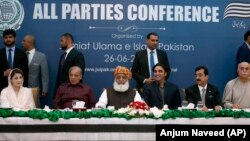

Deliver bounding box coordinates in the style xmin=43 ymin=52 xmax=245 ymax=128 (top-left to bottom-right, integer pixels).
xmin=113 ymin=80 xmax=129 ymax=92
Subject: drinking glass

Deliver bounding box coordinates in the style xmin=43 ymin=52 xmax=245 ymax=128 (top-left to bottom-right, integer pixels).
xmin=182 ymin=100 xmax=188 ymax=108
xmin=72 ymin=100 xmax=79 ymax=108
xmin=197 ymin=101 xmax=203 ymax=110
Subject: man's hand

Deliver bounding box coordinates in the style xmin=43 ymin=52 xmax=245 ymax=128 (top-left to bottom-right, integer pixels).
xmin=145 ymin=77 xmax=155 ymax=84
xmin=201 ymin=106 xmax=209 ymax=112
xmin=232 ymin=104 xmax=240 ymax=109
xmin=42 ymin=92 xmax=47 ymax=97
xmin=214 ymin=105 xmax=222 ymax=111
xmin=3 ymin=69 xmax=12 ymax=77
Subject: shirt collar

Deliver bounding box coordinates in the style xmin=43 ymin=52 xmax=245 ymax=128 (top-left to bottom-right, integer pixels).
xmin=147 ymin=48 xmax=156 ymax=54
xmin=245 ymin=42 xmax=250 ymax=50
xmin=66 ymin=83 xmax=83 ymax=87
xmin=198 ymin=84 xmax=207 ymax=91
xmin=28 ymin=48 xmax=35 ymax=54
xmin=65 ymin=46 xmax=74 ymax=54
xmin=5 ymin=46 xmax=15 ymax=51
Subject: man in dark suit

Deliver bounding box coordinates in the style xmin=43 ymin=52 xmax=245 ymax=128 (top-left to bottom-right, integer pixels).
xmin=54 ymin=33 xmax=85 ymax=98
xmin=236 ymin=30 xmax=250 ymax=65
xmin=22 ymin=35 xmax=49 ymax=108
xmin=142 ymin=63 xmax=181 ymax=110
xmin=131 ymin=32 xmax=170 ymax=94
xmin=185 ymin=66 xmax=222 ymax=111
xmin=0 ymin=29 xmax=29 ymax=92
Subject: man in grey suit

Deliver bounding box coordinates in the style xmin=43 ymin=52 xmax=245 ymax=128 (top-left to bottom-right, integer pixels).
xmin=22 ymin=35 xmax=49 ymax=108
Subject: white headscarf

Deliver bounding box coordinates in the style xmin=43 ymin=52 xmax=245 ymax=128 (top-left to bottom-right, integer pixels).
xmin=0 ymin=68 xmax=35 ymax=109
xmin=6 ymin=68 xmax=24 ymax=95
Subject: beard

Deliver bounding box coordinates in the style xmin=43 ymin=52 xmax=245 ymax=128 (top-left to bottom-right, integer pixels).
xmin=4 ymin=40 xmax=15 ymax=47
xmin=60 ymin=45 xmax=67 ymax=50
xmin=113 ymin=80 xmax=129 ymax=92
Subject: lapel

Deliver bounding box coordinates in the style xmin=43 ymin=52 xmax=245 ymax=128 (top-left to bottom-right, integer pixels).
xmin=13 ymin=48 xmax=18 ymax=66
xmin=142 ymin=49 xmax=150 ymax=76
xmin=142 ymin=49 xmax=149 ymax=64
xmin=206 ymin=84 xmax=213 ymax=99
xmin=194 ymin=85 xmax=202 ymax=100
xmin=63 ymin=48 xmax=75 ymax=66
xmin=156 ymin=49 xmax=160 ymax=60
xmin=152 ymin=82 xmax=162 ymax=101
xmin=1 ymin=48 xmax=8 ymax=63
xmin=29 ymin=50 xmax=36 ymax=66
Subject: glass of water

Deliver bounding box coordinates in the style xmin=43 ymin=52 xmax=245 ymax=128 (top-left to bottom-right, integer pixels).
xmin=182 ymin=100 xmax=188 ymax=108
xmin=72 ymin=100 xmax=79 ymax=108
xmin=197 ymin=101 xmax=203 ymax=110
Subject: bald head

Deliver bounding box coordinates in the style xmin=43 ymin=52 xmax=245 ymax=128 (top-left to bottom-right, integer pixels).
xmin=237 ymin=61 xmax=250 ymax=81
xmin=22 ymin=35 xmax=36 ymax=51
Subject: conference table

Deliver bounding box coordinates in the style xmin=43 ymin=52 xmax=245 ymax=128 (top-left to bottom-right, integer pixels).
xmin=0 ymin=109 xmax=250 ymax=141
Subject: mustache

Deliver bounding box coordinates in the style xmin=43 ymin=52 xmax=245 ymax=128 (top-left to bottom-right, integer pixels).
xmin=196 ymin=79 xmax=201 ymax=82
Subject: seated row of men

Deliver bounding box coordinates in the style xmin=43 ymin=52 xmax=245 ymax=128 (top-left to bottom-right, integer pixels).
xmin=1 ymin=61 xmax=250 ymax=111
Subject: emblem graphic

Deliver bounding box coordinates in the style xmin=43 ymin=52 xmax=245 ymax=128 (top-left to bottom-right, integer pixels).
xmin=224 ymin=2 xmax=250 ymax=19
xmin=0 ymin=0 xmax=24 ymax=36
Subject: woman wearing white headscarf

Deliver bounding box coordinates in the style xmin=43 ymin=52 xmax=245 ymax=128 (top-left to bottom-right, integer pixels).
xmin=0 ymin=68 xmax=35 ymax=109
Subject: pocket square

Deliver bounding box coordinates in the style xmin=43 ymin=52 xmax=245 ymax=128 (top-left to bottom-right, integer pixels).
xmin=32 ymin=63 xmax=39 ymax=66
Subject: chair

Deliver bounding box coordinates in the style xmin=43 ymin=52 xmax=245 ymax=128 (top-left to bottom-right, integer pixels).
xmin=31 ymin=87 xmax=39 ymax=108
xmin=180 ymin=88 xmax=186 ymax=101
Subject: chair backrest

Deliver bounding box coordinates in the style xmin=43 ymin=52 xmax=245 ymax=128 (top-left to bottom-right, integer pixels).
xmin=31 ymin=87 xmax=39 ymax=108
xmin=180 ymin=88 xmax=186 ymax=101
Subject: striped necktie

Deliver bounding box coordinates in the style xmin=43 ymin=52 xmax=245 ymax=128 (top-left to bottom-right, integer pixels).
xmin=150 ymin=51 xmax=155 ymax=77
xmin=60 ymin=52 xmax=67 ymax=67
xmin=8 ymin=49 xmax=13 ymax=68
xmin=201 ymin=88 xmax=206 ymax=105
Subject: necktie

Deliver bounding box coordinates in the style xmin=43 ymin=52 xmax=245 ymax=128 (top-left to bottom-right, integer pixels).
xmin=60 ymin=52 xmax=67 ymax=67
xmin=201 ymin=88 xmax=206 ymax=105
xmin=150 ymin=51 xmax=155 ymax=77
xmin=8 ymin=49 xmax=13 ymax=68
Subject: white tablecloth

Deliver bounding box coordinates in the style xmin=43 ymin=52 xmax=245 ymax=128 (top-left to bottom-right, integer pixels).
xmin=0 ymin=117 xmax=250 ymax=141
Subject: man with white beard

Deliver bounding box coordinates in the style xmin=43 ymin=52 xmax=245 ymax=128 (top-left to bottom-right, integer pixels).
xmin=95 ymin=66 xmax=142 ymax=109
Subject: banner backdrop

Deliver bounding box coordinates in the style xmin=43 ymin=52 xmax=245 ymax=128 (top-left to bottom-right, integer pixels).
xmin=0 ymin=0 xmax=250 ymax=107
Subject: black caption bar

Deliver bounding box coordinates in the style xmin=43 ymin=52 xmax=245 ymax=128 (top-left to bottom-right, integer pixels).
xmin=156 ymin=124 xmax=250 ymax=140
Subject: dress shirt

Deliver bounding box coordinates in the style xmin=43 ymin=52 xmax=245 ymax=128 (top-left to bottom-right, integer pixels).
xmin=147 ymin=48 xmax=158 ymax=77
xmin=64 ymin=46 xmax=74 ymax=59
xmin=27 ymin=48 xmax=35 ymax=65
xmin=198 ymin=84 xmax=207 ymax=98
xmin=54 ymin=83 xmax=96 ymax=109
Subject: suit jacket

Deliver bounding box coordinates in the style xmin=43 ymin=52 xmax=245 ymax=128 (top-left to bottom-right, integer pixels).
xmin=131 ymin=49 xmax=170 ymax=92
xmin=236 ymin=42 xmax=250 ymax=65
xmin=28 ymin=50 xmax=49 ymax=93
xmin=142 ymin=81 xmax=181 ymax=109
xmin=54 ymin=48 xmax=85 ymax=98
xmin=185 ymin=83 xmax=221 ymax=108
xmin=0 ymin=47 xmax=29 ymax=91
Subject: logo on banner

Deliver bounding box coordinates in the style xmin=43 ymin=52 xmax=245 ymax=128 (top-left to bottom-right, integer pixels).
xmin=0 ymin=0 xmax=24 ymax=36
xmin=224 ymin=2 xmax=250 ymax=19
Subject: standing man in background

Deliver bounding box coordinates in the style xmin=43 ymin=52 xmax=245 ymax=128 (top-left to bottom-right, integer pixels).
xmin=0 ymin=29 xmax=29 ymax=92
xmin=22 ymin=35 xmax=49 ymax=108
xmin=236 ymin=30 xmax=250 ymax=65
xmin=54 ymin=33 xmax=85 ymax=98
xmin=131 ymin=32 xmax=170 ymax=94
